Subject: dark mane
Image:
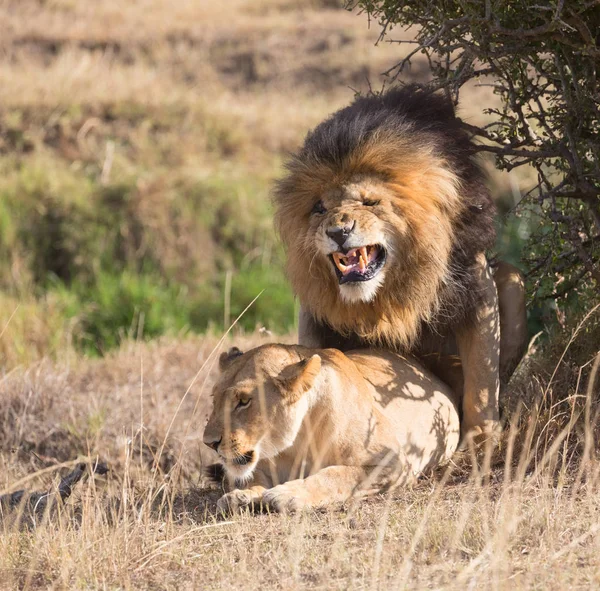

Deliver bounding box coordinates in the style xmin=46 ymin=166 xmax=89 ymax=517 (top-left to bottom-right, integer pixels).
xmin=300 ymin=85 xmax=460 ymax=169
xmin=291 ymin=85 xmax=497 ymax=324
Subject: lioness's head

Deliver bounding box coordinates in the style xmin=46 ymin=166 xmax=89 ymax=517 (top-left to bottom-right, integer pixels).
xmin=203 ymin=345 xmax=322 ymax=482
xmin=274 ymin=86 xmax=495 ymax=347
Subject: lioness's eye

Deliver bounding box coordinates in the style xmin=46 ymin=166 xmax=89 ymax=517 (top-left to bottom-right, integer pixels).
xmin=236 ymin=398 xmax=251 ymax=410
xmin=311 ymin=200 xmax=327 ymax=215
xmin=363 ymin=199 xmax=381 ymax=206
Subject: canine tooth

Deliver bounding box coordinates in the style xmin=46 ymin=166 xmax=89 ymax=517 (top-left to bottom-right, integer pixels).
xmin=359 ymin=255 xmax=366 ymax=271
xmin=333 ymin=253 xmax=348 ymax=272
xmin=359 ymin=247 xmax=368 ymax=264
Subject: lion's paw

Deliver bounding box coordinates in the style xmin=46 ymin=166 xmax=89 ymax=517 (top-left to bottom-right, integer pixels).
xmin=460 ymin=419 xmax=501 ymax=450
xmin=216 ymin=490 xmax=257 ymax=514
xmin=262 ymin=485 xmax=312 ymax=514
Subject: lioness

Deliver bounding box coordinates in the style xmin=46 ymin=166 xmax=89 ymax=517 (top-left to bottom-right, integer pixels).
xmin=274 ymin=85 xmax=528 ymax=439
xmin=203 ymin=344 xmax=460 ymax=513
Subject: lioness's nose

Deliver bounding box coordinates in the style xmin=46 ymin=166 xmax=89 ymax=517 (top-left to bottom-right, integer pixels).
xmin=326 ymin=221 xmax=355 ymax=248
xmin=204 ymin=435 xmax=222 ymax=452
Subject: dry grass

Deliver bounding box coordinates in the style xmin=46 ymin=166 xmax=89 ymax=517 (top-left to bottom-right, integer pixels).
xmin=1 ymin=313 xmax=599 ymax=589
xmin=0 ymin=294 xmax=76 ymax=369
xmin=0 ymin=0 xmax=404 ymax=158
xmin=0 ymin=0 xmax=531 ymax=205
xmin=0 ymin=0 xmax=512 ymax=170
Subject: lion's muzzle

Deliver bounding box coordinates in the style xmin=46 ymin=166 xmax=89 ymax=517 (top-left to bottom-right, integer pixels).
xmin=232 ymin=451 xmax=255 ymax=466
xmin=326 ymin=220 xmax=356 ymax=249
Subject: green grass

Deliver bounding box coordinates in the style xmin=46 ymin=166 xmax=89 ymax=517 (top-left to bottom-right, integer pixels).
xmin=49 ymin=263 xmax=296 ymax=356
xmin=0 ymin=109 xmax=294 ymax=361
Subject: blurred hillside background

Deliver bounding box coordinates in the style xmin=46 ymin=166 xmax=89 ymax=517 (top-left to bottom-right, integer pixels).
xmin=0 ymin=0 xmax=533 ymax=367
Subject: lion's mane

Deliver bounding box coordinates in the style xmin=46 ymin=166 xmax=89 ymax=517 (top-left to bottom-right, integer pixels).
xmin=274 ymin=85 xmax=496 ymax=349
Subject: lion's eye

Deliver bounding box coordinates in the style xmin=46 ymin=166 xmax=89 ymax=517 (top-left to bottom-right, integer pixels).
xmin=311 ymin=200 xmax=327 ymax=215
xmin=236 ymin=398 xmax=251 ymax=410
xmin=363 ymin=199 xmax=381 ymax=207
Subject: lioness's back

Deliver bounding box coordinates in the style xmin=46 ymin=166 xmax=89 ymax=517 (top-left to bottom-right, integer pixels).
xmin=347 ymin=350 xmax=461 ymax=471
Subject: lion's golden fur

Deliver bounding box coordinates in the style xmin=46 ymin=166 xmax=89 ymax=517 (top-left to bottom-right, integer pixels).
xmin=276 ymin=134 xmax=463 ymax=349
xmin=274 ymin=86 xmax=497 ymax=351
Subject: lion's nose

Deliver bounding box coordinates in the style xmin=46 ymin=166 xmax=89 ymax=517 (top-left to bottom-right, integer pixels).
xmin=204 ymin=435 xmax=222 ymax=452
xmin=326 ymin=221 xmax=355 ymax=248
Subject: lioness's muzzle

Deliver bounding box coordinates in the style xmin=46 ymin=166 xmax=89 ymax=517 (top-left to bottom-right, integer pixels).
xmin=232 ymin=451 xmax=255 ymax=466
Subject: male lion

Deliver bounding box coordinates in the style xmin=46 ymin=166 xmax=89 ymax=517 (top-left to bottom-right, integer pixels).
xmin=274 ymin=85 xmax=527 ymax=438
xmin=204 ymin=344 xmax=460 ymax=513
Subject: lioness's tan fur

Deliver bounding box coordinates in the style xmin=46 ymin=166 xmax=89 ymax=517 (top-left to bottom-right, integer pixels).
xmin=204 ymin=344 xmax=460 ymax=513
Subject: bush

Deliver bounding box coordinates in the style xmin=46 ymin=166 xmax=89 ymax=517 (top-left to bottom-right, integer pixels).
xmin=352 ymin=0 xmax=600 ymax=313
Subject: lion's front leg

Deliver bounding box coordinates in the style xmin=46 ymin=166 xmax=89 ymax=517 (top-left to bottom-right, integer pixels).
xmin=216 ymin=467 xmax=272 ymax=514
xmin=261 ymin=465 xmax=409 ymax=513
xmin=456 ymin=254 xmax=501 ymax=440
xmin=261 ymin=466 xmax=369 ymax=513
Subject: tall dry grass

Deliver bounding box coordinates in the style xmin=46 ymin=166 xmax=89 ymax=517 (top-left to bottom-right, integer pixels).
xmin=0 ymin=304 xmax=599 ymax=590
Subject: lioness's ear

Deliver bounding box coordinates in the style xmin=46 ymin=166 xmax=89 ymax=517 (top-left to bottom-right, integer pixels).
xmin=219 ymin=347 xmax=244 ymax=371
xmin=274 ymin=354 xmax=321 ymax=401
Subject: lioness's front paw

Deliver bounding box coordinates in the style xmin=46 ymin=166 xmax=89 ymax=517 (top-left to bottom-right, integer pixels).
xmin=216 ymin=490 xmax=256 ymax=514
xmin=262 ymin=485 xmax=311 ymax=514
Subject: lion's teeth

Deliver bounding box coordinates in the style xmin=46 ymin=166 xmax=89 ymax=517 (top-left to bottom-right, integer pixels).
xmin=333 ymin=253 xmax=348 ymax=272
xmin=359 ymin=247 xmax=369 ymax=270
xmin=366 ymin=245 xmax=377 ymax=262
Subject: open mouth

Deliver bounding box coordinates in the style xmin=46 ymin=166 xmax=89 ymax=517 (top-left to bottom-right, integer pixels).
xmin=232 ymin=451 xmax=254 ymax=466
xmin=330 ymin=245 xmax=386 ymax=284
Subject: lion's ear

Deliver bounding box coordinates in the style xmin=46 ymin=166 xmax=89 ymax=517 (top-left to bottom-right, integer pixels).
xmin=274 ymin=354 xmax=321 ymax=402
xmin=219 ymin=347 xmax=244 ymax=371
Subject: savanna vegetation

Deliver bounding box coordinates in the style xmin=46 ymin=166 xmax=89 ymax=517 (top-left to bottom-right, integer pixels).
xmin=0 ymin=1 xmax=599 ymax=589
xmin=0 ymin=0 xmax=542 ymax=365
xmin=0 ymin=0 xmax=404 ymax=363
xmin=356 ymin=0 xmax=600 ymax=313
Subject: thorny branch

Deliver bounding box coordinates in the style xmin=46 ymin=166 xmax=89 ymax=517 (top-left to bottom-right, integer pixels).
xmin=352 ymin=0 xmax=600 ymax=305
